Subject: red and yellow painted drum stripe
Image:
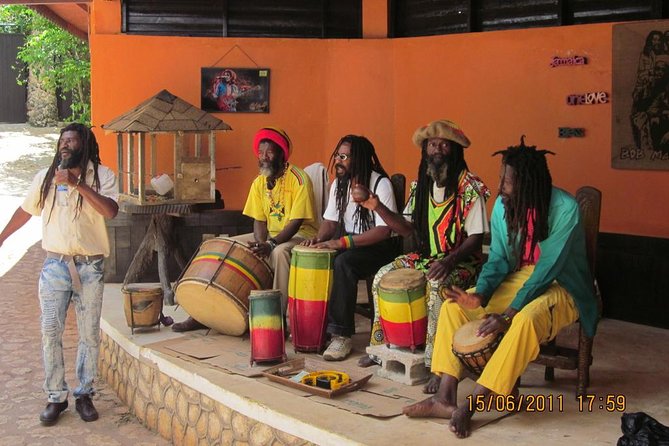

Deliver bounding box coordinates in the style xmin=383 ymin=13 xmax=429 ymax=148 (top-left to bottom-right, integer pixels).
xmin=249 ymin=290 xmax=285 ymax=364
xmin=288 ymin=246 xmax=335 ymax=352
xmin=191 ymin=252 xmax=264 ymax=290
xmin=378 ymin=281 xmax=428 ymax=349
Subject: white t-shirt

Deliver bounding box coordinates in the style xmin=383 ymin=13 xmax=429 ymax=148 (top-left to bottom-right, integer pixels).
xmin=323 ymin=171 xmax=397 ymax=234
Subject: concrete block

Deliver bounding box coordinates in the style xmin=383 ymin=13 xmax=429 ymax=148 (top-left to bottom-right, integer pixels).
xmin=366 ymin=344 xmax=429 ymax=385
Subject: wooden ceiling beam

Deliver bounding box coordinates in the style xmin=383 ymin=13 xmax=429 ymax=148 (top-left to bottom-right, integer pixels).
xmin=29 ymin=5 xmax=88 ymax=41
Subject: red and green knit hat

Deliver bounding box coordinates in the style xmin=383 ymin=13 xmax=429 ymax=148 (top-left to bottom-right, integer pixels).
xmin=253 ymin=127 xmax=292 ymax=160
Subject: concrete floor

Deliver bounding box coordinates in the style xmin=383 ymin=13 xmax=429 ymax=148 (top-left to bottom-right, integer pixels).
xmin=102 ymin=282 xmax=669 ymax=446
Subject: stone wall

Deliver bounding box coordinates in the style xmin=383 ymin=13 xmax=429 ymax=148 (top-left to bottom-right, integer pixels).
xmin=26 ymin=68 xmax=58 ymax=127
xmin=98 ymin=331 xmax=313 ymax=446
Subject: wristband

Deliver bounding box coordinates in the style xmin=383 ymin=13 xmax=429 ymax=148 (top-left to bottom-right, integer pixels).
xmin=339 ymin=235 xmax=355 ymax=249
xmin=267 ymin=238 xmax=278 ymax=250
xmin=501 ymin=313 xmax=512 ymax=325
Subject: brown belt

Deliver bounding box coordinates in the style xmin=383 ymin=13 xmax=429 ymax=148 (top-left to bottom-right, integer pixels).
xmin=46 ymin=252 xmax=104 ymax=263
xmin=46 ymin=252 xmax=104 ymax=292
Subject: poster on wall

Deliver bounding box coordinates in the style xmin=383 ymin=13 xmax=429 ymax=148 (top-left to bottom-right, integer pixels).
xmin=201 ymin=67 xmax=270 ymax=113
xmin=612 ymin=21 xmax=669 ymax=169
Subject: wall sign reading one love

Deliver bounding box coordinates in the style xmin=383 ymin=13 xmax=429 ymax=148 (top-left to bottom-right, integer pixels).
xmin=566 ymin=92 xmax=609 ymax=106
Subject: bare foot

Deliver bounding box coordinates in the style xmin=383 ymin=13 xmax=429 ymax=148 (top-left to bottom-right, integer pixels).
xmin=402 ymin=396 xmax=457 ymax=419
xmin=422 ymin=373 xmax=440 ymax=394
xmin=357 ymin=355 xmax=378 ymax=368
xmin=449 ymin=406 xmax=473 ymax=438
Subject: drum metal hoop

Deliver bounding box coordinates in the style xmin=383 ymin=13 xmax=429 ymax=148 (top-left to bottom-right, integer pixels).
xmin=204 ymin=239 xmax=238 ymax=292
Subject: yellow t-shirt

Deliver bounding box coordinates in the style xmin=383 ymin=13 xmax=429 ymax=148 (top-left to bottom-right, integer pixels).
xmin=243 ymin=164 xmax=317 ymax=239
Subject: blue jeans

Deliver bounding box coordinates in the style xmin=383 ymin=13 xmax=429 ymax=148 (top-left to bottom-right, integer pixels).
xmin=38 ymin=256 xmax=105 ymax=403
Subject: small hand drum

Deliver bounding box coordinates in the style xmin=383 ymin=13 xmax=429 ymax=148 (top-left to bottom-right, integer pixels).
xmin=122 ymin=284 xmax=163 ymax=332
xmin=452 ymin=319 xmax=504 ymax=376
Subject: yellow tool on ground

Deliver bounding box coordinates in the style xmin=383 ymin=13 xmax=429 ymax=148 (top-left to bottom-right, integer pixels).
xmin=300 ymin=371 xmax=350 ymax=390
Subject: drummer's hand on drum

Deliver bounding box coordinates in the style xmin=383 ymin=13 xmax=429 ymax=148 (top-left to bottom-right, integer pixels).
xmin=249 ymin=241 xmax=272 ymax=258
xmin=426 ymin=256 xmax=456 ymax=281
xmin=442 ymin=285 xmax=482 ymax=310
xmin=301 ymin=238 xmax=318 ymax=247
xmin=312 ymin=239 xmax=342 ymax=250
xmin=477 ymin=314 xmax=508 ymax=337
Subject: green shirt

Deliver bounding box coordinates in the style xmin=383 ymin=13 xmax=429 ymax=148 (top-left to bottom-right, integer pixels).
xmin=475 ymin=187 xmax=598 ymax=337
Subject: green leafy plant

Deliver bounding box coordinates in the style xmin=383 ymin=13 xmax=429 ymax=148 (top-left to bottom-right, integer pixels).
xmin=0 ymin=5 xmax=90 ymax=124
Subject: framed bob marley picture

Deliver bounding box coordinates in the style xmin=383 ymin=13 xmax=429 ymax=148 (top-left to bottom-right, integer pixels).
xmin=201 ymin=67 xmax=270 ymax=113
xmin=613 ymin=20 xmax=669 ymax=170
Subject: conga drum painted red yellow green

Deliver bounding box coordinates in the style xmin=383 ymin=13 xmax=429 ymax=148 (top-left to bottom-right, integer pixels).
xmin=249 ymin=290 xmax=286 ymax=364
xmin=174 ymin=237 xmax=273 ymax=336
xmin=378 ymin=268 xmax=427 ymax=351
xmin=288 ymin=246 xmax=336 ymax=352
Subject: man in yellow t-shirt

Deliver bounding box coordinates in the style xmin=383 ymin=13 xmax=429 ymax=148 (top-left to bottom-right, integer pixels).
xmin=173 ymin=127 xmax=317 ymax=331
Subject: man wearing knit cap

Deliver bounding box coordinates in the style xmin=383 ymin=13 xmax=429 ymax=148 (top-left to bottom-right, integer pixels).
xmin=357 ymin=120 xmax=490 ymax=393
xmin=172 ymin=127 xmax=317 ymax=332
xmin=304 ymin=135 xmax=399 ymax=361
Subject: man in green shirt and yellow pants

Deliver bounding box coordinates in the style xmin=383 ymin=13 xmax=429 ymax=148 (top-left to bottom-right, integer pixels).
xmin=403 ymin=137 xmax=598 ymax=439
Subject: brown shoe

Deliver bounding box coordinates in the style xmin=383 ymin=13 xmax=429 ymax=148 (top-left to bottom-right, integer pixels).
xmin=172 ymin=316 xmax=207 ymax=332
xmin=75 ymin=395 xmax=99 ymax=422
xmin=40 ymin=400 xmax=68 ymax=426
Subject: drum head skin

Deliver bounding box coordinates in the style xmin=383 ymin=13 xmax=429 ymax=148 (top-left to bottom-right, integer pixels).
xmin=175 ymin=280 xmax=248 ymax=336
xmin=452 ymin=319 xmax=498 ymax=354
xmin=379 ymin=268 xmax=426 ymax=290
xmin=292 ymin=245 xmax=337 ymax=254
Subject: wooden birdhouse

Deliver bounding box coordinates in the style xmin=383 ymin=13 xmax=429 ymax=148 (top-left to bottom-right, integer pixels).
xmin=102 ymin=89 xmax=232 ymax=207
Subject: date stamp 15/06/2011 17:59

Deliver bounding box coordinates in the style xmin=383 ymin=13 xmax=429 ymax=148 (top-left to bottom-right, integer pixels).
xmin=467 ymin=394 xmax=627 ymax=413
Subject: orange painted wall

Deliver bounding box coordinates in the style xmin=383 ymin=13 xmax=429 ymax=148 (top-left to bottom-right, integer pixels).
xmin=89 ymin=0 xmax=669 ymax=238
xmin=389 ymin=25 xmax=669 ymax=238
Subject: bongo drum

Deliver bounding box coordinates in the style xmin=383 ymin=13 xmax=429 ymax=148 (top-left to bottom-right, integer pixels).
xmin=122 ymin=284 xmax=163 ymax=330
xmin=248 ymin=290 xmax=287 ymax=365
xmin=452 ymin=319 xmax=504 ymax=376
xmin=288 ymin=245 xmax=336 ymax=352
xmin=377 ymin=269 xmax=427 ymax=351
xmin=174 ymin=237 xmax=273 ymax=336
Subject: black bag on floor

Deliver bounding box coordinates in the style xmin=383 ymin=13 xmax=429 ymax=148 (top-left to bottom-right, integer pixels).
xmin=617 ymin=412 xmax=669 ymax=446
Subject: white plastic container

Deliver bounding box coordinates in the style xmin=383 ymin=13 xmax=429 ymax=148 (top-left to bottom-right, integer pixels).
xmin=150 ymin=174 xmax=174 ymax=195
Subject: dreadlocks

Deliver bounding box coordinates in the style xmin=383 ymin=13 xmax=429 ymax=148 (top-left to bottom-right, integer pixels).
xmin=413 ymin=140 xmax=468 ymax=256
xmin=492 ymin=136 xmax=555 ymax=269
xmin=40 ymin=123 xmax=103 ymax=222
xmin=328 ymin=135 xmax=388 ymax=234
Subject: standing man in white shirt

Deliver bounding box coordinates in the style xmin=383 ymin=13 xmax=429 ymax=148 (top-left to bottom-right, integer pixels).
xmin=0 ymin=123 xmax=118 ymax=426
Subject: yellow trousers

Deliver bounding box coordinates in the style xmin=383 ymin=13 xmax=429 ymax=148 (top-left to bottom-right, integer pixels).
xmin=431 ymin=266 xmax=579 ymax=396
